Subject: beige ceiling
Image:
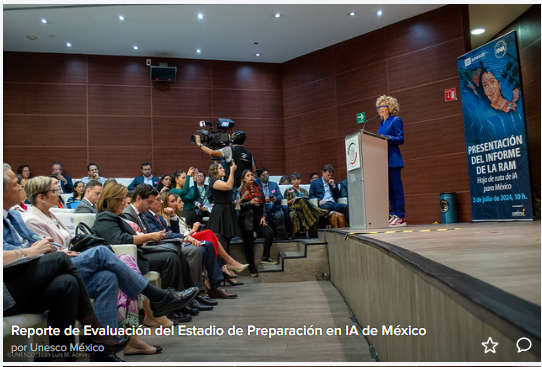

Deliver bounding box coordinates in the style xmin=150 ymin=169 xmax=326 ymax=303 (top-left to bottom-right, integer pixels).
xmin=3 ymin=4 xmax=534 ymax=63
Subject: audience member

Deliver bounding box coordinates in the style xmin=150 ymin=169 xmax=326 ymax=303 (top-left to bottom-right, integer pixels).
xmin=309 ymin=164 xmax=348 ymax=223
xmin=195 ymin=130 xmax=256 ymax=192
xmin=48 ymin=176 xmax=66 ymax=208
xmin=51 ymin=161 xmax=74 ymax=194
xmin=340 ymin=178 xmax=348 ymax=198
xmin=128 ymin=162 xmax=160 ymax=190
xmin=81 ymin=163 xmax=107 ymax=185
xmin=16 ymin=164 xmax=32 ymax=187
xmin=156 ymin=174 xmax=172 ymax=193
xmin=285 ymin=172 xmax=329 ymax=238
xmin=255 ymin=168 xmax=292 ymax=238
xmin=75 ymin=180 xmax=103 ymax=214
xmin=279 ymin=175 xmax=290 ymax=185
xmin=92 ymin=182 xmax=199 ymax=322
xmin=206 ymin=162 xmax=241 ymax=248
xmin=194 ymin=170 xmax=212 ymax=222
xmin=171 ymin=168 xmax=199 ymax=227
xmin=66 ymin=180 xmax=85 ymax=209
xmin=309 ymin=172 xmax=319 ymax=182
xmin=146 ymin=193 xmax=237 ymax=298
xmin=239 ymin=169 xmax=277 ymax=277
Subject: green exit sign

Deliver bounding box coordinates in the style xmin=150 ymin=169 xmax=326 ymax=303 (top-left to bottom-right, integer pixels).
xmin=356 ymin=112 xmax=365 ymax=124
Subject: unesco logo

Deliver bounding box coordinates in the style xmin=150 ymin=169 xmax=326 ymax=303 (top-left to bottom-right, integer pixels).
xmin=494 ymin=40 xmax=507 ymax=58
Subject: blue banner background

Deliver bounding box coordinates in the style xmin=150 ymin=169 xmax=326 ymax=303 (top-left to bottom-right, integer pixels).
xmin=457 ymin=31 xmax=532 ymax=221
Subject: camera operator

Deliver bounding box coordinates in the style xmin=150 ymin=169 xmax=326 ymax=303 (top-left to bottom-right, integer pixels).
xmin=194 ymin=130 xmax=256 ymax=192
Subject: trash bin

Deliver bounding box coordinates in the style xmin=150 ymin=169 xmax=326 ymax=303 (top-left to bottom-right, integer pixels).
xmin=440 ymin=192 xmax=457 ymax=223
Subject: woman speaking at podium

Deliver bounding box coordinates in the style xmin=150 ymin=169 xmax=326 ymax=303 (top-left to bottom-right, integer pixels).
xmin=376 ymin=95 xmax=406 ymax=227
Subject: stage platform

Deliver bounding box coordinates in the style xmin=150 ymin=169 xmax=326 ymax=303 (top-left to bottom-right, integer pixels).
xmin=324 ymin=221 xmax=540 ymax=362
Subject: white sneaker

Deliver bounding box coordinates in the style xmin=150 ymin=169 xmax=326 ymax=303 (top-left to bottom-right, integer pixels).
xmin=388 ymin=215 xmax=399 ymax=225
xmin=390 ymin=217 xmax=406 ymax=227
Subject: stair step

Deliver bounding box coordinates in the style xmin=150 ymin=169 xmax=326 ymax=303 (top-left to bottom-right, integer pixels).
xmin=281 ymin=250 xmax=304 ymax=259
xmin=258 ymin=263 xmax=282 ymax=272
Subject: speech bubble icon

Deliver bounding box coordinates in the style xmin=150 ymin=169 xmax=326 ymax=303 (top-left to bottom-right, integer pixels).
xmin=516 ymin=337 xmax=532 ymax=353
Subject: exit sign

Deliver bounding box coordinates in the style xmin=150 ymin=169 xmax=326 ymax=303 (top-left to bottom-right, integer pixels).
xmin=445 ymin=88 xmax=457 ymax=102
xmin=356 ymin=112 xmax=365 ymax=124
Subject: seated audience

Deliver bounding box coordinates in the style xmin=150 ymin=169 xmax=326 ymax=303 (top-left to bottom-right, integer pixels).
xmin=171 ymin=168 xmax=199 ymax=226
xmin=239 ymin=169 xmax=277 ymax=277
xmin=51 ymin=161 xmax=73 ymax=194
xmin=284 ymin=172 xmax=329 ymax=237
xmin=128 ymin=162 xmax=160 ymax=191
xmin=66 ymin=180 xmax=85 ymax=209
xmin=309 ymin=172 xmax=319 ymax=182
xmin=75 ymin=180 xmax=103 ymax=214
xmin=20 ymin=174 xmax=198 ymax=359
xmin=309 ymin=164 xmax=348 ymax=223
xmin=340 ymin=178 xmax=348 ymax=198
xmin=156 ymin=174 xmax=172 ymax=193
xmin=279 ymin=175 xmax=290 ymax=185
xmin=194 ymin=170 xmax=212 ymax=221
xmin=16 ymin=164 xmax=32 ymax=187
xmin=255 ymin=168 xmax=292 ymax=238
xmin=159 ymin=191 xmax=248 ymax=284
xmin=81 ymin=163 xmax=107 ymax=185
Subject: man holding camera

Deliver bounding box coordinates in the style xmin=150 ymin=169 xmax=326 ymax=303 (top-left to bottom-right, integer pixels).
xmin=194 ymin=130 xmax=256 ymax=191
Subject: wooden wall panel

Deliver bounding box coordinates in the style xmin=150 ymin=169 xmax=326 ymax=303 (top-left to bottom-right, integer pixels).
xmin=4 ymin=84 xmax=87 ymax=115
xmin=88 ymin=116 xmax=151 ymax=146
xmin=212 ymin=61 xmax=282 ymax=91
xmin=4 ymin=115 xmax=87 ymax=147
xmin=283 ymin=77 xmax=336 ymax=117
xmin=212 ymin=90 xmax=263 ymax=118
xmin=3 ymin=53 xmax=87 ymax=84
xmin=152 ymin=117 xmax=198 ymax=147
xmin=175 ymin=60 xmax=213 ymax=89
xmin=4 ymin=147 xmax=88 ymax=178
xmin=335 ymin=62 xmax=388 ymax=105
xmin=281 ymin=48 xmax=335 ymax=90
xmin=88 ymin=85 xmax=151 ymax=116
xmin=385 ymin=5 xmax=464 ymax=58
xmin=88 ymin=147 xmax=153 ymax=178
xmin=152 ymin=87 xmax=212 ymax=117
xmin=88 ymin=55 xmax=149 ymax=86
xmin=334 ymin=29 xmax=386 ymax=74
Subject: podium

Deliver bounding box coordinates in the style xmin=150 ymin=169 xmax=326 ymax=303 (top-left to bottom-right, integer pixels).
xmin=344 ymin=130 xmax=389 ymax=228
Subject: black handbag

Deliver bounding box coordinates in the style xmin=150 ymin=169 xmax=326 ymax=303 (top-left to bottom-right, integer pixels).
xmin=241 ymin=206 xmax=254 ymax=231
xmin=69 ymin=222 xmax=113 ymax=253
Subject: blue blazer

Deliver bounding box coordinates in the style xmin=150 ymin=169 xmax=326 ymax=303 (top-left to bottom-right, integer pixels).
xmin=3 ymin=210 xmax=38 ymax=250
xmin=309 ymin=178 xmax=341 ymax=202
xmin=60 ymin=175 xmax=74 ymax=194
xmin=255 ymin=179 xmax=284 ymax=206
xmin=128 ymin=175 xmax=160 ymax=191
xmin=144 ymin=212 xmax=184 ymax=240
xmin=377 ymin=115 xmax=404 ymax=168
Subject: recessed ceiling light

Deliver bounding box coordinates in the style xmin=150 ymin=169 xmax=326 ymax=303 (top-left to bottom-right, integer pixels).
xmin=274 ymin=13 xmax=281 ymax=18
xmin=118 ymin=15 xmax=125 ymax=21
xmin=349 ymin=12 xmax=356 ymax=16
xmin=133 ymin=45 xmax=139 ymax=50
xmin=41 ymin=19 xmax=48 ymax=24
xmin=66 ymin=42 xmax=72 ymax=47
xmin=471 ymin=28 xmax=486 ymax=35
xmin=255 ymin=53 xmax=261 ymax=57
xmin=197 ymin=13 xmax=204 ymax=20
xmin=196 ymin=49 xmax=202 ymax=54
xmin=377 ymin=10 xmax=383 ymax=16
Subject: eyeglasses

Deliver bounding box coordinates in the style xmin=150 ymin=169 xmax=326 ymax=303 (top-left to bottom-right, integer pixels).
xmin=377 ymin=105 xmax=389 ymax=109
xmin=44 ymin=188 xmax=60 ymax=194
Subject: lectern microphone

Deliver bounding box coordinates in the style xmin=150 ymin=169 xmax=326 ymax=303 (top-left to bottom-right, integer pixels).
xmin=361 ymin=114 xmax=380 ymax=133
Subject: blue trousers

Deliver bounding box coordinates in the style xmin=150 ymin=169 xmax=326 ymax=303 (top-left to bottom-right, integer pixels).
xmin=71 ymin=246 xmax=149 ymax=329
xmin=388 ymin=167 xmax=405 ymax=218
xmin=320 ymin=201 xmax=348 ymax=223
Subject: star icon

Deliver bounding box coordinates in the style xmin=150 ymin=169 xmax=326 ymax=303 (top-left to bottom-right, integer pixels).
xmin=482 ymin=337 xmax=499 ymax=353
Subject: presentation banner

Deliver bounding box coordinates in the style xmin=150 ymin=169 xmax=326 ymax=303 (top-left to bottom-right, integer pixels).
xmin=457 ymin=31 xmax=532 ymax=221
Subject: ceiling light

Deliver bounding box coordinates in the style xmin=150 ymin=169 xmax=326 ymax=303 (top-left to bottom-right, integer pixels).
xmin=66 ymin=42 xmax=72 ymax=48
xmin=471 ymin=28 xmax=486 ymax=35
xmin=255 ymin=53 xmax=261 ymax=57
xmin=196 ymin=49 xmax=202 ymax=54
xmin=349 ymin=12 xmax=356 ymax=16
xmin=41 ymin=19 xmax=48 ymax=24
xmin=133 ymin=45 xmax=139 ymax=50
xmin=197 ymin=13 xmax=204 ymax=20
xmin=274 ymin=13 xmax=281 ymax=18
xmin=118 ymin=15 xmax=125 ymax=21
xmin=377 ymin=10 xmax=383 ymax=16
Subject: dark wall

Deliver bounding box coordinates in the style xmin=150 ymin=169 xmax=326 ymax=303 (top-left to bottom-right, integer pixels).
xmin=496 ymin=4 xmax=541 ymax=204
xmin=282 ymin=5 xmax=472 ymax=224
xmin=3 ymin=55 xmax=284 ymax=179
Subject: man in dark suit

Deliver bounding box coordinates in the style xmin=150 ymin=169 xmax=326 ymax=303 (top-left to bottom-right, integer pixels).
xmin=309 ymin=164 xmax=348 ymax=222
xmin=145 ymin=196 xmax=231 ymax=304
xmin=51 ymin=161 xmax=74 ymax=194
xmin=75 ymin=180 xmax=103 ymax=214
xmin=255 ymin=168 xmax=292 ymax=238
xmin=194 ymin=171 xmax=212 ymax=222
xmin=128 ymin=162 xmax=160 ymax=191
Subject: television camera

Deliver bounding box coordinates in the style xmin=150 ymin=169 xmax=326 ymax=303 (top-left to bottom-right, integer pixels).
xmin=191 ymin=118 xmax=235 ymax=150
